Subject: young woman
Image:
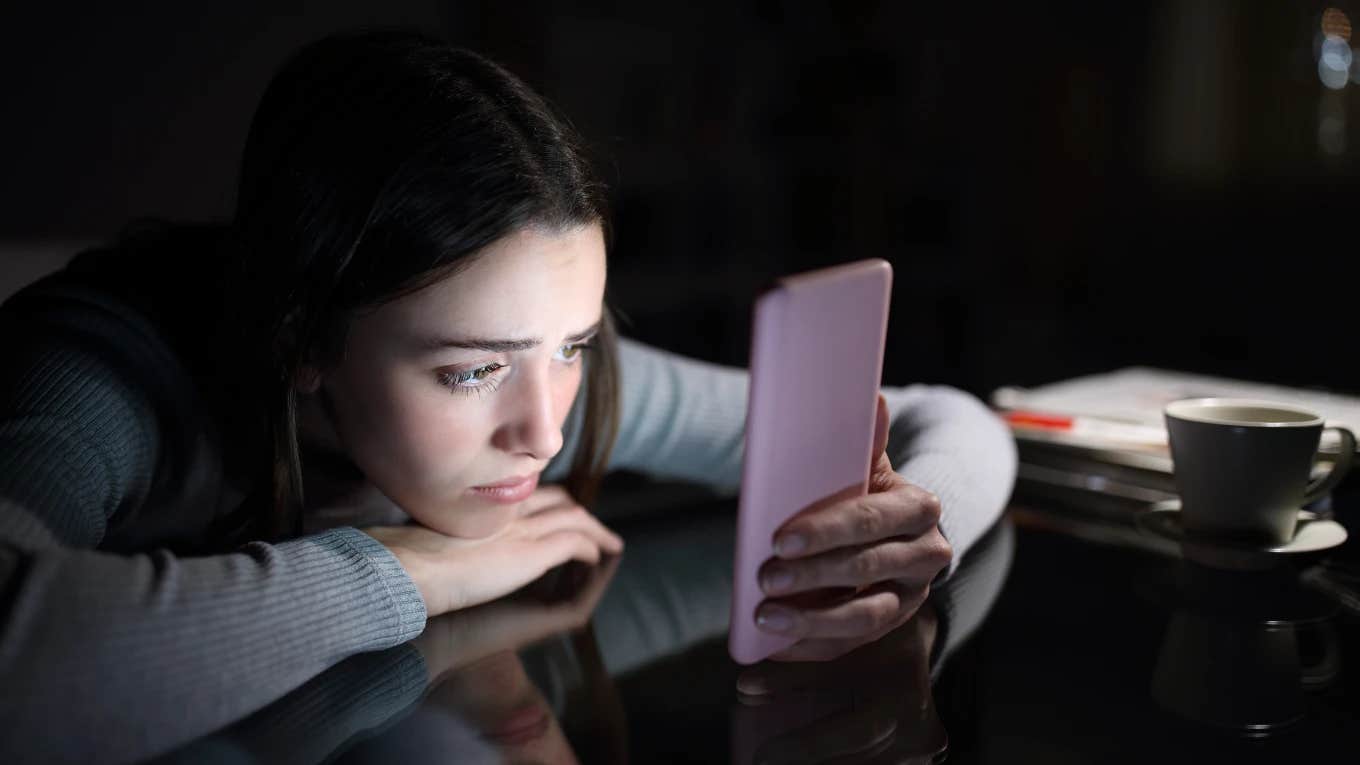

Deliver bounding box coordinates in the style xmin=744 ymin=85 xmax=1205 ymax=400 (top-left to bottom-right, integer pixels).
xmin=0 ymin=29 xmax=1015 ymax=762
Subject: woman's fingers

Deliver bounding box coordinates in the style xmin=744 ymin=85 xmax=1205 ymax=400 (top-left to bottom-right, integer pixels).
xmin=439 ymin=521 xmax=620 ymax=613
xmin=516 ymin=484 xmax=624 ymax=554
xmin=765 ymin=604 xmax=925 ymax=662
xmin=773 ymin=484 xmax=942 ymax=561
xmin=767 ymin=637 xmax=872 ymax=663
xmin=534 ymin=528 xmax=606 ymax=569
xmin=756 ymin=583 xmax=929 ymax=642
xmin=760 ymin=531 xmax=952 ymax=597
xmin=756 ymin=587 xmax=904 ymax=640
xmin=521 ymin=504 xmax=624 ymax=554
xmin=380 ymin=488 xmax=622 ymax=615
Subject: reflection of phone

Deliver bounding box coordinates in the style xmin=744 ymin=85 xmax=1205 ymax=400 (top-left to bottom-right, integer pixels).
xmin=728 ymin=259 xmax=893 ymax=665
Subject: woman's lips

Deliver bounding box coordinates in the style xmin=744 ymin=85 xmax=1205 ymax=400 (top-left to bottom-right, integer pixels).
xmin=467 ymin=473 xmax=538 ymax=503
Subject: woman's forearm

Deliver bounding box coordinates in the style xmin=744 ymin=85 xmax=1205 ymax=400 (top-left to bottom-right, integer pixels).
xmin=0 ymin=505 xmax=425 ymax=764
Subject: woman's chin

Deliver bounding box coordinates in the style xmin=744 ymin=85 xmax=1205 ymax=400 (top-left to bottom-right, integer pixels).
xmin=421 ymin=498 xmax=520 ymax=539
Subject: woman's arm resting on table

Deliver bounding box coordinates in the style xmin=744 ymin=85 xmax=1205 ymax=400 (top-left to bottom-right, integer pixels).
xmin=0 ymin=501 xmax=426 ymax=764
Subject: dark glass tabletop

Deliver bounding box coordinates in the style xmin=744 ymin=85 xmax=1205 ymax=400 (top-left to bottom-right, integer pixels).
xmin=154 ymin=487 xmax=1360 ymax=764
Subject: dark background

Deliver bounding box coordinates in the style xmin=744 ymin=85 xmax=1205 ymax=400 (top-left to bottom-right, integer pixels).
xmin=2 ymin=0 xmax=1357 ymax=399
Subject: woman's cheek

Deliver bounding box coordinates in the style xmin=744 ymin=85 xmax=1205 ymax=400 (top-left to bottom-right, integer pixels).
xmin=393 ymin=385 xmax=487 ymax=488
xmin=553 ymin=364 xmax=584 ymax=427
xmin=345 ymin=380 xmax=459 ymax=508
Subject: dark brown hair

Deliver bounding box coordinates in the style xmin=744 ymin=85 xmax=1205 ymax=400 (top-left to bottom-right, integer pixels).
xmin=226 ymin=29 xmax=618 ymax=538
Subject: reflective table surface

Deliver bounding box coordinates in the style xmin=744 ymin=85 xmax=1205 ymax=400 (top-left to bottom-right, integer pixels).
xmin=152 ymin=490 xmax=1360 ymax=764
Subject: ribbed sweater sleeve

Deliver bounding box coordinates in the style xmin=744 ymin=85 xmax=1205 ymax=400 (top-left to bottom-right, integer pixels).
xmin=0 ymin=522 xmax=425 ymax=763
xmin=0 ymin=298 xmax=426 ymax=763
xmin=551 ymin=337 xmax=1017 ymax=572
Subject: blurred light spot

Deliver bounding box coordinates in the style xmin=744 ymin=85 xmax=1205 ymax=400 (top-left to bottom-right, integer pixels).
xmin=1321 ymin=37 xmax=1353 ymax=71
xmin=1319 ymin=56 xmax=1350 ymax=89
xmin=1317 ymin=11 xmax=1354 ymax=88
xmin=1323 ymin=8 xmax=1352 ymax=41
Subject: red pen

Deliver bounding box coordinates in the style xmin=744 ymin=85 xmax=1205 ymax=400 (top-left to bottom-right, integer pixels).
xmin=1002 ymin=410 xmax=1168 ymax=445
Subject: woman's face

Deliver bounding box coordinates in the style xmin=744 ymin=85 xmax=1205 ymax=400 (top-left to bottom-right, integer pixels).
xmin=315 ymin=224 xmax=606 ymax=538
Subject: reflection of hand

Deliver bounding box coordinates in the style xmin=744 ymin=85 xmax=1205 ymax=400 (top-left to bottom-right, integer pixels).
xmin=756 ymin=394 xmax=953 ymax=661
xmin=408 ymin=556 xmax=622 ymax=765
xmin=734 ymin=603 xmax=945 ymax=764
xmin=412 ymin=552 xmax=621 ymax=682
xmin=363 ymin=485 xmax=623 ymax=617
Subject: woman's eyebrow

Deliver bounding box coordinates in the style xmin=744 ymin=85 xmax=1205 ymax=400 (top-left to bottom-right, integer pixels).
xmin=418 ymin=319 xmax=602 ymax=353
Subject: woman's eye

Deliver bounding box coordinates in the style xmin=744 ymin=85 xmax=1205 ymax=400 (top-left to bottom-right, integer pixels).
xmin=438 ymin=342 xmax=589 ymax=398
xmin=437 ymin=363 xmax=506 ymax=397
xmin=555 ymin=341 xmax=593 ymax=363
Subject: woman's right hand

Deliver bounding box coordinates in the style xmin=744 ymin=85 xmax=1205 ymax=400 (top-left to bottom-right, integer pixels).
xmin=413 ymin=553 xmax=620 ymax=682
xmin=361 ymin=485 xmax=623 ymax=618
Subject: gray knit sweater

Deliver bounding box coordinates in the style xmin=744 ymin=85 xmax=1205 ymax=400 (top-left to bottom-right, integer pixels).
xmin=0 ymin=270 xmax=1015 ymax=763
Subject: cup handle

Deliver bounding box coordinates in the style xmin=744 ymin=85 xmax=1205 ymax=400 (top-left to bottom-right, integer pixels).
xmin=1303 ymin=427 xmax=1356 ymax=507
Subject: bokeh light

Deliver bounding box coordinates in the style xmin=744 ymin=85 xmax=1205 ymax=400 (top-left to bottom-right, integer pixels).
xmin=1322 ymin=7 xmax=1352 ymax=41
xmin=1318 ymin=9 xmax=1354 ymax=89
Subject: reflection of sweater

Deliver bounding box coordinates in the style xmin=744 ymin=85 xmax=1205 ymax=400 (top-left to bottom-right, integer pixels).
xmin=0 ymin=263 xmax=1015 ymax=762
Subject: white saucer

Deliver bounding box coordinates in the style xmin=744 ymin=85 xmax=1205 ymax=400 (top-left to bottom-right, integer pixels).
xmin=1136 ymin=501 xmax=1348 ymax=569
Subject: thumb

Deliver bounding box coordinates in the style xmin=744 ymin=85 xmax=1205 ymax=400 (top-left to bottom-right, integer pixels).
xmin=871 ymin=392 xmax=890 ymax=457
xmin=868 ymin=392 xmax=900 ymax=492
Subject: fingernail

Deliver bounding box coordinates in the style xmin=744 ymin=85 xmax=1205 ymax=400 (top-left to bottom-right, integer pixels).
xmin=756 ymin=606 xmax=796 ymax=634
xmin=774 ymin=534 xmax=806 ymax=556
xmin=762 ymin=569 xmax=795 ymax=595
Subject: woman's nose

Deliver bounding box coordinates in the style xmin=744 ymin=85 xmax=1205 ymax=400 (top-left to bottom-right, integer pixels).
xmin=492 ymin=365 xmax=564 ymax=461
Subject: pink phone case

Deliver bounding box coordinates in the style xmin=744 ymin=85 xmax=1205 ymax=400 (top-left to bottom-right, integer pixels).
xmin=728 ymin=259 xmax=893 ymax=665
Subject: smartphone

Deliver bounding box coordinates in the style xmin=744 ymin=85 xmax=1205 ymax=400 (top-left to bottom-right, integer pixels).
xmin=728 ymin=259 xmax=893 ymax=665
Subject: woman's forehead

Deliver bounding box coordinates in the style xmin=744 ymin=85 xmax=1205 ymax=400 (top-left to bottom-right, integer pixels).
xmin=375 ymin=224 xmax=606 ymax=333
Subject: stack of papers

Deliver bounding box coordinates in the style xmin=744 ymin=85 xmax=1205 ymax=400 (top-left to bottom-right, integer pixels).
xmin=991 ymin=367 xmax=1357 ymax=523
xmin=993 ymin=366 xmax=1360 ymax=461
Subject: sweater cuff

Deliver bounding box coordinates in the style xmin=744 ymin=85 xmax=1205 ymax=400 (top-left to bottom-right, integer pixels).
xmin=315 ymin=527 xmax=427 ymax=644
xmin=896 ymin=452 xmax=983 ymax=578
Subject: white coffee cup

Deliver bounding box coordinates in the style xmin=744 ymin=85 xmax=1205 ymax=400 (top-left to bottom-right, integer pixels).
xmin=1164 ymin=398 xmax=1355 ymax=546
